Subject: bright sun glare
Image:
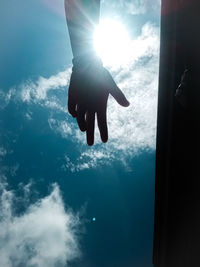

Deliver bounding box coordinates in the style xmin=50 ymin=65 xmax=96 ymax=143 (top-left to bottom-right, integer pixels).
xmin=94 ymin=19 xmax=132 ymax=67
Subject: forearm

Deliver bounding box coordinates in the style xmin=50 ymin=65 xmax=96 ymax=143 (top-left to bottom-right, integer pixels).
xmin=65 ymin=0 xmax=100 ymax=58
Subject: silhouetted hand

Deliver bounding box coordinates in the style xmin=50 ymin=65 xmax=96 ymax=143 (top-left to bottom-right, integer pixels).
xmin=68 ymin=59 xmax=130 ymax=146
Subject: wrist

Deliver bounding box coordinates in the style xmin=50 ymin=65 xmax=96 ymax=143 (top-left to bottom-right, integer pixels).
xmin=72 ymin=53 xmax=103 ymax=73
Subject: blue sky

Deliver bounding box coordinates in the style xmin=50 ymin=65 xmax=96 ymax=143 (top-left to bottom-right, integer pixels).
xmin=0 ymin=0 xmax=160 ymax=266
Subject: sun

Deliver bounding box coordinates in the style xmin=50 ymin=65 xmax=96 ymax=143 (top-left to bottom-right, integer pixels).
xmin=94 ymin=19 xmax=131 ymax=67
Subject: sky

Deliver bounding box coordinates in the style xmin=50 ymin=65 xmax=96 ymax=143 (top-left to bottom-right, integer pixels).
xmin=0 ymin=0 xmax=160 ymax=266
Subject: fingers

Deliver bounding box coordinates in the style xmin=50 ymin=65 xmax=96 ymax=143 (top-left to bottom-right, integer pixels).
xmin=97 ymin=106 xmax=108 ymax=143
xmin=78 ymin=107 xmax=108 ymax=145
xmin=105 ymin=70 xmax=130 ymax=107
xmin=76 ymin=105 xmax=86 ymax=132
xmin=86 ymin=111 xmax=95 ymax=146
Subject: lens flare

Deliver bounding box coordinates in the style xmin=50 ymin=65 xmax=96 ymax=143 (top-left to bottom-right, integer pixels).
xmin=94 ymin=19 xmax=132 ymax=67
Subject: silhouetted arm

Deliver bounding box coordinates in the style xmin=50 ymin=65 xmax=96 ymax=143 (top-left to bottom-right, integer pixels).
xmin=65 ymin=0 xmax=100 ymax=57
xmin=65 ymin=0 xmax=130 ymax=146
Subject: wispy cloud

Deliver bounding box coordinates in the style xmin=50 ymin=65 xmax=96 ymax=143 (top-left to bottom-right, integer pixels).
xmin=48 ymin=118 xmax=73 ymax=137
xmin=123 ymin=0 xmax=161 ymax=15
xmin=0 ymin=180 xmax=80 ymax=267
xmin=101 ymin=0 xmax=161 ymax=15
xmin=20 ymin=69 xmax=71 ymax=111
xmin=62 ymin=149 xmax=115 ymax=172
xmin=107 ymin=22 xmax=159 ymax=151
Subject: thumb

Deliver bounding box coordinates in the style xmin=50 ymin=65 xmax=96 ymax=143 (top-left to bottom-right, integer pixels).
xmin=105 ymin=70 xmax=130 ymax=107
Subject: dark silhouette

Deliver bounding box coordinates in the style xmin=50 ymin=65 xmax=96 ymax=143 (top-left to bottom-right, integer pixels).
xmin=65 ymin=0 xmax=129 ymax=146
xmin=154 ymin=1 xmax=200 ymax=267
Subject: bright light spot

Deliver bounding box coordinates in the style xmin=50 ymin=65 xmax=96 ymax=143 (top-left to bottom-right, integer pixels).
xmin=94 ymin=19 xmax=132 ymax=67
xmin=92 ymin=217 xmax=96 ymax=222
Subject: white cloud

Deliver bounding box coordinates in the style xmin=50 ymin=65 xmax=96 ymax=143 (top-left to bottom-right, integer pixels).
xmin=21 ymin=69 xmax=71 ymax=103
xmin=106 ymin=28 xmax=159 ymax=153
xmin=62 ymin=149 xmax=114 ymax=172
xmin=120 ymin=0 xmax=149 ymax=15
xmin=0 ymin=88 xmax=16 ymax=109
xmin=0 ymin=181 xmax=80 ymax=267
xmin=48 ymin=118 xmax=73 ymax=138
xmin=18 ymin=69 xmax=72 ymax=115
xmin=123 ymin=0 xmax=161 ymax=15
xmin=101 ymin=0 xmax=161 ymax=15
